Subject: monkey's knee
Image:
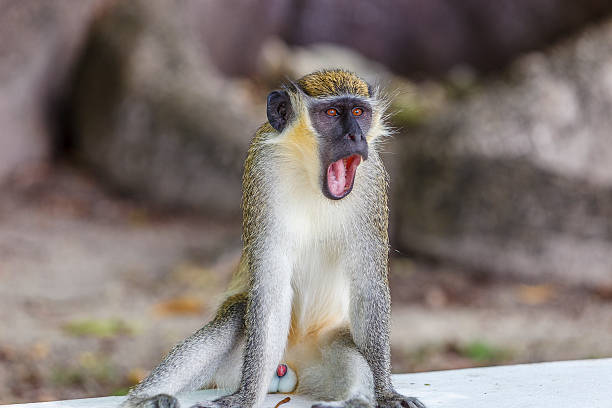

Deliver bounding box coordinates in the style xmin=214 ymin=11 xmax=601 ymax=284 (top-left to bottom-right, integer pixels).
xmin=328 ymin=331 xmax=374 ymax=395
xmin=296 ymin=330 xmax=374 ymax=402
xmin=213 ymin=293 xmax=247 ymax=325
xmin=208 ymin=297 xmax=248 ymax=391
xmin=210 ymin=336 xmax=245 ymax=391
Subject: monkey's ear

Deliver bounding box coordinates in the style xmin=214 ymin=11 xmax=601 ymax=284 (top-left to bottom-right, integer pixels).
xmin=267 ymin=90 xmax=292 ymax=132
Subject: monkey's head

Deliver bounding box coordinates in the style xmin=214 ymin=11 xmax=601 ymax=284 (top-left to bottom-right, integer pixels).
xmin=266 ymin=70 xmax=388 ymax=200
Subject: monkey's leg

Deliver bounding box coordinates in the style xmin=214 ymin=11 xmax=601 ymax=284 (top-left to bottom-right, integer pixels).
xmin=296 ymin=329 xmax=374 ymax=408
xmin=349 ymin=253 xmax=425 ymax=408
xmin=121 ymin=294 xmax=247 ymax=408
xmin=198 ymin=254 xmax=293 ymax=408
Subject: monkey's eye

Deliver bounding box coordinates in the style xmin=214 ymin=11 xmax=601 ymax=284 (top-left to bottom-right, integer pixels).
xmin=352 ymin=107 xmax=364 ymax=116
xmin=326 ymin=108 xmax=339 ymax=116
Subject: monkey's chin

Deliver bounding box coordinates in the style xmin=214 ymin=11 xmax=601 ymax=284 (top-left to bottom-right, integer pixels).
xmin=326 ymin=154 xmax=361 ymax=199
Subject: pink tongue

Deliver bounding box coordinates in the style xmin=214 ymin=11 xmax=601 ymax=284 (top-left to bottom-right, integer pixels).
xmin=327 ymin=159 xmax=346 ymax=197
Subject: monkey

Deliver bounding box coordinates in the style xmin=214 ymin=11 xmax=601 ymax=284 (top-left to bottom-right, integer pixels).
xmin=120 ymin=69 xmax=426 ymax=408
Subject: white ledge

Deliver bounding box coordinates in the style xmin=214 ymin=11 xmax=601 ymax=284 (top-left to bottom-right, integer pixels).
xmin=3 ymin=359 xmax=611 ymax=408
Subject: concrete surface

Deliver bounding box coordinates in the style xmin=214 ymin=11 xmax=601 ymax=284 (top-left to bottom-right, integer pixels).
xmin=3 ymin=359 xmax=611 ymax=408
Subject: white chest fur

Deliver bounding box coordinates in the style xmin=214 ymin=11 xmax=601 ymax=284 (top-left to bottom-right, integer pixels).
xmin=270 ymin=152 xmax=376 ymax=339
xmin=275 ymin=190 xmax=354 ymax=339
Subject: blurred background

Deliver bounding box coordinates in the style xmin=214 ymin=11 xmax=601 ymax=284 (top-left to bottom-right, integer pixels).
xmin=2 ymin=0 xmax=612 ymax=403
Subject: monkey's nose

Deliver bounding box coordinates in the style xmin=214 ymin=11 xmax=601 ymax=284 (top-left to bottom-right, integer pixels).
xmin=346 ymin=133 xmax=361 ymax=141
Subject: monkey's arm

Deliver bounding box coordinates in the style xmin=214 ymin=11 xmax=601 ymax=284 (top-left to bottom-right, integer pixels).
xmin=121 ymin=295 xmax=246 ymax=408
xmin=206 ymin=250 xmax=292 ymax=408
xmin=348 ymin=242 xmax=426 ymax=408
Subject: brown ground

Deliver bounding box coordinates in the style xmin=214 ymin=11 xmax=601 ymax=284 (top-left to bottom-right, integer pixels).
xmin=1 ymin=163 xmax=611 ymax=404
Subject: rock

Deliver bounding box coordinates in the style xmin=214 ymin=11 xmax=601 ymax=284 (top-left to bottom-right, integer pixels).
xmin=0 ymin=0 xmax=108 ymax=185
xmin=393 ymin=18 xmax=612 ymax=288
xmin=70 ymin=0 xmax=258 ymax=217
xmin=257 ymin=39 xmax=392 ymax=88
xmin=184 ymin=0 xmax=287 ymax=77
xmin=183 ymin=0 xmax=612 ymax=78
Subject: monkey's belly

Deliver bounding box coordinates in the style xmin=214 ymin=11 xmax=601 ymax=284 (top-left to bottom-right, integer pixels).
xmin=283 ymin=237 xmax=352 ymax=384
xmin=284 ymin=289 xmax=350 ymax=386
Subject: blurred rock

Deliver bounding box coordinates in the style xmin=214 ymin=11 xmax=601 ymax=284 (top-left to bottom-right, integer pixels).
xmin=184 ymin=0 xmax=612 ymax=78
xmin=283 ymin=0 xmax=612 ymax=77
xmin=393 ymin=18 xmax=612 ymax=288
xmin=257 ymin=39 xmax=392 ymax=87
xmin=184 ymin=0 xmax=288 ymax=77
xmin=71 ymin=0 xmax=258 ymax=217
xmin=0 ymin=0 xmax=108 ymax=185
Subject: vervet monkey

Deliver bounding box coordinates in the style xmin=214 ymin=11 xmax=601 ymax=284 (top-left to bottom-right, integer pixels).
xmin=122 ymin=70 xmax=425 ymax=408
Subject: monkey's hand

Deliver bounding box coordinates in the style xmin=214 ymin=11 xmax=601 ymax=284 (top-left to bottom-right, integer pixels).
xmin=376 ymin=392 xmax=426 ymax=408
xmin=190 ymin=393 xmax=245 ymax=408
xmin=122 ymin=394 xmax=180 ymax=408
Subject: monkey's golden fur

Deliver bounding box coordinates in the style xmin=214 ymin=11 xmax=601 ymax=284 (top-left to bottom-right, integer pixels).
xmin=297 ymin=70 xmax=370 ymax=98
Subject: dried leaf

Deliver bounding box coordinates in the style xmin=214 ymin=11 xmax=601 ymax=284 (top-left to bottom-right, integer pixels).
xmin=516 ymin=284 xmax=556 ymax=305
xmin=30 ymin=342 xmax=50 ymax=360
xmin=274 ymin=397 xmax=291 ymax=408
xmin=154 ymin=296 xmax=204 ymax=317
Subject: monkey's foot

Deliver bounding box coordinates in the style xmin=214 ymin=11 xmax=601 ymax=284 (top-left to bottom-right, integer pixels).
xmin=376 ymin=393 xmax=426 ymax=408
xmin=133 ymin=394 xmax=180 ymax=408
xmin=268 ymin=363 xmax=297 ymax=393
xmin=191 ymin=393 xmax=243 ymax=408
xmin=311 ymin=395 xmax=373 ymax=408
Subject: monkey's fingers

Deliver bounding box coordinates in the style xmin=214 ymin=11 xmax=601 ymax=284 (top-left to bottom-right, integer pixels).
xmin=376 ymin=396 xmax=426 ymax=408
xmin=398 ymin=398 xmax=426 ymax=408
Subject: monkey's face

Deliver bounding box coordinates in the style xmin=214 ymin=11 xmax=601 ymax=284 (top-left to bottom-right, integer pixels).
xmin=267 ymin=86 xmax=374 ymax=201
xmin=309 ymin=97 xmax=371 ymax=200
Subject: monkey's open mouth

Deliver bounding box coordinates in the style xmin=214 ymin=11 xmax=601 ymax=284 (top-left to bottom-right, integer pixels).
xmin=326 ymin=154 xmax=361 ymax=199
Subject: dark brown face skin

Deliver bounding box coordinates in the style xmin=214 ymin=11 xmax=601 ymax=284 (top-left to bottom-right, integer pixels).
xmin=266 ymin=91 xmax=372 ymax=200
xmin=309 ymin=96 xmax=372 ymax=200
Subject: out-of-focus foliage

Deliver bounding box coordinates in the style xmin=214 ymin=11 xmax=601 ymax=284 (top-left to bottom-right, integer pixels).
xmin=62 ymin=319 xmax=137 ymax=338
